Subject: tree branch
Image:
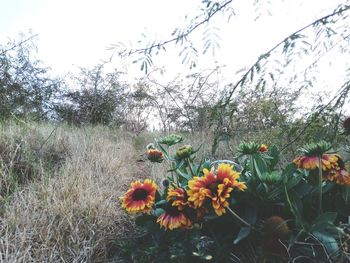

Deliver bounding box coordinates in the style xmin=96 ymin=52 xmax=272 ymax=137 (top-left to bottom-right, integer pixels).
xmin=0 ymin=34 xmax=38 ymax=56
xmin=222 ymin=4 xmax=350 ymax=107
xmin=118 ymin=0 xmax=233 ymax=57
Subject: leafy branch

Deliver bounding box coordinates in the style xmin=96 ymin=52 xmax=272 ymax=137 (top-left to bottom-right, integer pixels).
xmin=221 ymin=4 xmax=350 ymax=107
xmin=0 ymin=34 xmax=38 ymax=56
xmin=118 ymin=0 xmax=232 ymax=57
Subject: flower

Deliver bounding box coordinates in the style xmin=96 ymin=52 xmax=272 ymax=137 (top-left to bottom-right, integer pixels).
xmin=121 ymin=179 xmax=157 ymax=213
xmin=294 ymin=153 xmax=350 ymax=186
xmin=323 ymin=156 xmax=350 ymax=186
xmin=146 ymin=149 xmax=164 ymax=163
xmin=293 ymin=154 xmax=338 ymax=171
xmin=259 ymin=144 xmax=268 ymax=153
xmin=157 ymin=204 xmax=192 ymax=230
xmin=187 ymin=163 xmax=246 ymax=216
xmin=167 ymin=187 xmax=189 ymax=210
xmin=176 ymin=145 xmax=193 ymax=159
xmin=325 ymin=169 xmax=350 ymax=186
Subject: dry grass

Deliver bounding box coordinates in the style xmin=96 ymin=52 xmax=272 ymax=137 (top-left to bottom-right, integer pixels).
xmin=0 ymin=122 xmax=145 ymax=262
xmin=0 ymin=122 xmax=236 ymax=262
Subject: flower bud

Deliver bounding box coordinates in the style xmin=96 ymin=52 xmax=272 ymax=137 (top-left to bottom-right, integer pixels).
xmin=237 ymin=142 xmax=260 ymax=155
xmin=146 ymin=149 xmax=164 ymax=163
xmin=161 ymin=179 xmax=170 ymax=187
xmin=259 ymin=144 xmax=268 ymax=153
xmin=176 ymin=145 xmax=193 ymax=159
xmin=158 ymin=134 xmax=183 ymax=146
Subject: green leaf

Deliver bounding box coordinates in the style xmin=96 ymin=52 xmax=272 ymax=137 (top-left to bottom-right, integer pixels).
xmin=156 ymin=143 xmax=169 ymax=159
xmin=312 ymin=231 xmax=339 ymax=255
xmin=285 ymin=188 xmax=305 ymax=229
xmin=233 ymin=227 xmax=251 ymax=244
xmin=194 ymin=158 xmax=204 ymax=175
xmin=281 ymin=163 xmax=297 ymax=184
xmin=155 ymin=199 xmax=167 ymax=207
xmin=167 ymin=159 xmax=185 ymax=172
xmin=135 ymin=214 xmax=159 ymax=232
xmin=341 ymin=186 xmax=349 ymax=204
xmin=154 ymin=208 xmax=165 ymax=217
xmin=268 ymin=145 xmax=280 ymax=169
xmin=243 ymin=206 xmax=257 ymax=224
xmin=311 ymin=212 xmax=337 ymax=232
xmin=253 ymin=154 xmax=268 ymax=177
xmin=175 ymin=169 xmax=192 ymax=181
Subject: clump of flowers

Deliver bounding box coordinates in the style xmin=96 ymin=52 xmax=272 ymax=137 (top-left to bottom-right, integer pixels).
xmin=322 ymin=155 xmax=350 ymax=186
xmin=120 ymin=136 xmax=349 ymax=261
xmin=121 ymin=179 xmax=157 ymax=213
xmin=293 ymin=141 xmax=350 ymax=186
xmin=188 ymin=163 xmax=246 ymax=216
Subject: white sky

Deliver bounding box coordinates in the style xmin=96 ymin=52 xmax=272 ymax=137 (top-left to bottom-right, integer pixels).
xmin=1 ymin=0 xmax=346 ymax=81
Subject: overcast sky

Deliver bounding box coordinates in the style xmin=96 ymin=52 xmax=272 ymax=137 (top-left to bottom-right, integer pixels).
xmin=1 ymin=0 xmax=348 ymax=87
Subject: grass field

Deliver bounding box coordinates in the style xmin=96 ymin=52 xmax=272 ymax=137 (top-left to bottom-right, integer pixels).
xmin=0 ymin=122 xmax=157 ymax=262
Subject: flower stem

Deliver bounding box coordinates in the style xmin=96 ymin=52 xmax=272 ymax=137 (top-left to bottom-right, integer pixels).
xmin=226 ymin=206 xmax=251 ymax=227
xmin=186 ymin=158 xmax=196 ymax=177
xmin=318 ymin=156 xmax=323 ymax=215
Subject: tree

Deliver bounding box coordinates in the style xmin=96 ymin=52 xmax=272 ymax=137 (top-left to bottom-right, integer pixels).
xmin=0 ymin=34 xmax=61 ymax=120
xmin=144 ymin=67 xmax=220 ymax=133
xmin=55 ymin=63 xmax=129 ymax=125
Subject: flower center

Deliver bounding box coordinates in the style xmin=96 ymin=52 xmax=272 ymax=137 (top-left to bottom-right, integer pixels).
xmin=166 ymin=204 xmax=181 ymax=217
xmin=132 ymin=188 xmax=149 ymax=200
xmin=208 ymin=182 xmax=221 ymax=195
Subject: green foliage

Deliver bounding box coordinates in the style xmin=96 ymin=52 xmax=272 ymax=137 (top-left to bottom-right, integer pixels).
xmin=55 ymin=64 xmax=128 ymax=126
xmin=0 ymin=35 xmax=61 ymax=121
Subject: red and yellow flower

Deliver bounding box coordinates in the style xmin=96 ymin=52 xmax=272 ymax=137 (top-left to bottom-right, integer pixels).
xmin=157 ymin=204 xmax=192 ymax=230
xmin=293 ymin=154 xmax=338 ymax=171
xmin=121 ymin=179 xmax=157 ymax=213
xmin=294 ymin=153 xmax=350 ymax=186
xmin=323 ymin=156 xmax=350 ymax=186
xmin=187 ymin=163 xmax=246 ymax=216
xmin=259 ymin=144 xmax=268 ymax=153
xmin=167 ymin=187 xmax=189 ymax=210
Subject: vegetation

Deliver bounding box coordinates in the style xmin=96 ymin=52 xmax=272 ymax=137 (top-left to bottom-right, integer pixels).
xmin=120 ymin=135 xmax=350 ymax=262
xmin=1 ymin=1 xmax=350 ymax=262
